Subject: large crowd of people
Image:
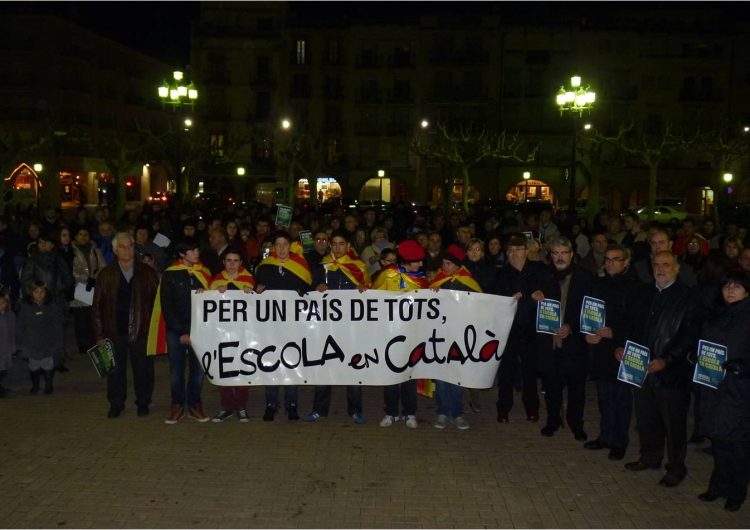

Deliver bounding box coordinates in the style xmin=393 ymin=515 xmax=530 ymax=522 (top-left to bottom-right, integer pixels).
xmin=1 ymin=198 xmax=749 ymax=512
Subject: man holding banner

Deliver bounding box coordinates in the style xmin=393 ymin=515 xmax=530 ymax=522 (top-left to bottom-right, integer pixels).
xmin=583 ymin=244 xmax=641 ymax=460
xmin=618 ymin=250 xmax=700 ymax=488
xmin=254 ymin=230 xmax=312 ymax=421
xmin=303 ymin=230 xmax=370 ymax=424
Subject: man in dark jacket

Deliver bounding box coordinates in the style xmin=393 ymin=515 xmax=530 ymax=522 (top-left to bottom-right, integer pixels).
xmin=496 ymin=235 xmax=551 ymax=423
xmin=620 ymin=250 xmax=701 ymax=488
xmin=532 ymin=236 xmax=594 ymax=441
xmin=632 ymin=228 xmax=696 ymax=287
xmin=92 ymin=232 xmax=159 ymax=418
xmin=583 ymin=244 xmax=641 ymax=460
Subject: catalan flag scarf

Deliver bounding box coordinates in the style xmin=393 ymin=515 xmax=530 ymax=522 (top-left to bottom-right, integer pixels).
xmin=320 ymin=250 xmax=370 ymax=288
xmin=429 ymin=265 xmax=483 ymax=293
xmin=255 ymin=251 xmax=312 ymax=285
xmin=147 ymin=260 xmax=212 ymax=356
xmin=371 ymin=264 xmax=428 ymax=291
xmin=209 ymin=267 xmax=256 ymax=291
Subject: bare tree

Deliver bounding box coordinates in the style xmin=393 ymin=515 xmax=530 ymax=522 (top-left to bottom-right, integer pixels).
xmin=577 ymin=126 xmax=627 ymax=224
xmin=411 ymin=123 xmax=537 ymax=212
xmin=698 ymin=123 xmax=750 ymax=221
xmin=276 ymin=133 xmax=324 ymax=209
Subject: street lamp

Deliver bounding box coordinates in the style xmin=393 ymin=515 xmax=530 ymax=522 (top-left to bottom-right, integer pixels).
xmin=281 ymin=118 xmax=291 ymax=130
xmin=420 ymin=119 xmax=429 ymax=129
xmin=237 ymin=167 xmax=246 ymax=176
xmin=556 ymin=74 xmax=596 ymax=214
xmin=157 ymin=70 xmax=198 ymax=198
xmin=523 ymin=171 xmax=531 ymax=202
xmin=378 ymin=169 xmax=385 ymax=203
xmin=33 ymin=163 xmax=43 ymax=172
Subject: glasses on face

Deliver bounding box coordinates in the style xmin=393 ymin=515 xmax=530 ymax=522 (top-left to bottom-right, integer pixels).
xmin=550 ymin=250 xmax=571 ymax=257
xmin=316 ymin=238 xmax=328 ymax=242
xmin=604 ymin=257 xmax=625 ymax=263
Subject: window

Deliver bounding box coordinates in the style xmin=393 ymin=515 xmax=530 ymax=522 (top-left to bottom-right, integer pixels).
xmin=255 ymin=139 xmax=273 ymax=160
xmin=296 ymin=40 xmax=307 ymax=65
xmin=257 ymin=56 xmax=270 ymax=79
xmin=210 ymin=133 xmax=225 ymax=158
xmin=256 ymin=92 xmax=270 ymax=119
xmin=327 ymin=39 xmax=341 ymax=65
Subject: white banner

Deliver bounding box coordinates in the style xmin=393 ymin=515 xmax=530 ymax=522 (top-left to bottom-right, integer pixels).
xmin=190 ymin=289 xmax=516 ymax=389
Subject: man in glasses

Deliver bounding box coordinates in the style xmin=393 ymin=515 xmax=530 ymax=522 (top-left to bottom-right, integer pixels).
xmin=531 ymin=236 xmax=594 ymax=441
xmin=583 ymin=244 xmax=641 ymax=461
xmin=305 ymin=230 xmax=330 ymax=270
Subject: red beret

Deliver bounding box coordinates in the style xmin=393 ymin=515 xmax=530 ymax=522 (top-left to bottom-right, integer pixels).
xmin=397 ymin=239 xmax=425 ymax=262
xmin=444 ymin=243 xmax=466 ymax=265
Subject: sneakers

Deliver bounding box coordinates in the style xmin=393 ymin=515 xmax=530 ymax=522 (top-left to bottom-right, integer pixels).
xmin=434 ymin=414 xmax=449 ymax=429
xmin=303 ymin=411 xmax=321 ymax=422
xmin=405 ymin=415 xmax=418 ymax=429
xmin=379 ymin=414 xmax=395 ymax=427
xmin=263 ymin=405 xmax=276 ymax=422
xmin=237 ymin=409 xmax=249 ymax=423
xmin=165 ymin=404 xmax=185 ymax=425
xmin=212 ymin=409 xmax=234 ymax=423
xmin=188 ymin=404 xmax=210 ymax=422
xmin=287 ymin=404 xmax=299 ymax=421
xmin=352 ymin=413 xmax=366 ymax=425
xmin=454 ymin=416 xmax=470 ymax=430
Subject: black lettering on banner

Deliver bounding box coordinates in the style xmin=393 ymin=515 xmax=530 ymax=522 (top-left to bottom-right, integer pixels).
xmin=329 ymin=298 xmax=342 ymax=321
xmin=349 ymin=347 xmax=379 ymax=370
xmin=203 ymin=300 xmax=217 ymax=322
xmin=426 ymin=298 xmax=440 ymax=319
xmin=399 ymin=298 xmax=414 ymax=320
xmin=366 ymin=299 xmax=378 ymax=321
xmin=256 ymin=345 xmax=279 ymax=372
xmin=463 ymin=325 xmax=478 ymax=362
xmin=307 ymin=300 xmax=321 ymax=321
xmin=384 ymin=335 xmax=408 ymax=372
xmin=201 ymin=349 xmax=214 ymax=380
xmin=294 ymin=299 xmax=308 ymax=321
xmin=385 ymin=299 xmax=397 ymax=320
xmin=256 ymin=299 xmax=286 ymax=322
xmin=239 ymin=348 xmax=257 ymax=375
xmin=480 ymin=330 xmax=500 ymax=361
xmin=320 ymin=335 xmax=346 ymax=364
xmin=427 ymin=328 xmax=446 ymax=362
xmin=351 ymin=299 xmax=364 ymax=321
xmin=219 ymin=341 xmax=240 ymax=377
xmin=280 ymin=341 xmax=302 ymax=369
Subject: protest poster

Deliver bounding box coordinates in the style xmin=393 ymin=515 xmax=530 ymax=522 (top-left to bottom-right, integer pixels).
xmin=617 ymin=340 xmax=650 ymax=388
xmin=87 ymin=339 xmax=116 ymax=378
xmin=299 ymin=230 xmax=315 ymax=253
xmin=275 ymin=204 xmax=293 ymax=228
xmin=190 ymin=289 xmax=516 ymax=389
xmin=580 ymin=296 xmax=606 ymax=335
xmin=693 ymin=340 xmax=727 ymax=390
xmin=74 ymin=282 xmax=94 ymax=306
xmin=536 ymin=298 xmax=561 ymax=335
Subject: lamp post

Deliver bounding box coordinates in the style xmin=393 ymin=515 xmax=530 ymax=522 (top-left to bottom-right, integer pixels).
xmin=523 ymin=171 xmax=531 ymax=202
xmin=378 ymin=169 xmax=385 ymax=203
xmin=723 ymin=172 xmax=734 ymax=211
xmin=157 ymin=70 xmax=198 ymax=198
xmin=556 ymin=75 xmax=596 ymax=214
xmin=280 ymin=118 xmax=297 ymax=206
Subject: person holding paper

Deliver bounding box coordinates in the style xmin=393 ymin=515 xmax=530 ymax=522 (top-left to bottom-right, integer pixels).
xmin=618 ymin=250 xmax=700 ymax=488
xmin=696 ymin=272 xmax=750 ymax=512
xmin=531 ymin=236 xmax=593 ymax=441
xmin=92 ymin=232 xmax=159 ymax=418
xmin=254 ymin=230 xmax=312 ymax=422
xmin=584 ymin=244 xmax=641 ymax=460
xmin=303 ymin=230 xmax=370 ymax=425
xmin=70 ymin=226 xmax=105 ymax=354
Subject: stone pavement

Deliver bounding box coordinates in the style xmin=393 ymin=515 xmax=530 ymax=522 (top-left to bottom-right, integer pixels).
xmin=0 ymin=353 xmax=746 ymax=529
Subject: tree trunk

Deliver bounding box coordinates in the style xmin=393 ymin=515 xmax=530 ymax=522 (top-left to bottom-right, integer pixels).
xmin=461 ymin=167 xmax=470 ymax=212
xmin=586 ymin=164 xmax=601 ymax=226
xmin=647 ymin=163 xmax=659 ymax=221
xmin=114 ymin=173 xmax=127 ymax=220
xmin=38 ymin=161 xmax=61 ymax=210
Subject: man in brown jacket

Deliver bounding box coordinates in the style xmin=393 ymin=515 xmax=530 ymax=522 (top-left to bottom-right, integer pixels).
xmin=92 ymin=232 xmax=159 ymax=418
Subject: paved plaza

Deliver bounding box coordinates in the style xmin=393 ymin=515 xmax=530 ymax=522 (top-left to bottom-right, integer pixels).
xmin=0 ymin=351 xmax=746 ymax=529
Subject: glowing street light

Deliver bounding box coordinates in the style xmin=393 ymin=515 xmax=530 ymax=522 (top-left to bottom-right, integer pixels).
xmin=237 ymin=167 xmax=246 ymax=176
xmin=33 ymin=163 xmax=43 ymax=172
xmin=378 ymin=169 xmax=385 ymax=202
xmin=420 ymin=119 xmax=430 ymax=129
xmin=723 ymin=172 xmax=733 ymax=183
xmin=281 ymin=119 xmax=291 ymax=130
xmin=523 ymin=171 xmax=531 ymax=201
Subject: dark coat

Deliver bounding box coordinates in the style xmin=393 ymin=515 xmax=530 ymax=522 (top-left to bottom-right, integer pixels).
xmin=159 ymin=268 xmax=205 ymax=336
xmin=464 ymin=259 xmax=499 ymax=294
xmin=92 ymin=262 xmax=159 ymax=343
xmin=20 ymin=250 xmax=74 ymax=304
xmin=497 ymin=259 xmax=550 ymax=339
xmin=698 ymin=297 xmax=750 ymax=441
xmin=631 ymin=281 xmax=701 ymax=389
xmin=587 ymin=271 xmax=643 ymax=378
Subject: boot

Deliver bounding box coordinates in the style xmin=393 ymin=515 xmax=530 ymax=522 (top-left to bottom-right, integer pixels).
xmin=43 ymin=370 xmax=54 ymax=395
xmin=0 ymin=370 xmax=7 ymax=398
xmin=30 ymin=369 xmax=41 ymax=394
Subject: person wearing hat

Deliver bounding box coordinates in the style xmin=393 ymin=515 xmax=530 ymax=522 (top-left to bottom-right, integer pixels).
xmin=148 ymin=237 xmax=212 ymax=424
xmin=429 ymin=243 xmax=482 ymax=431
xmin=372 ymin=239 xmax=428 ymax=429
xmin=20 ymin=229 xmax=74 ymax=373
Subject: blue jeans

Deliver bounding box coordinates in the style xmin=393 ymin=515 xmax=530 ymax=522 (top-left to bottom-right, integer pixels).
xmin=435 ymin=380 xmax=464 ymax=418
xmin=166 ymin=331 xmax=204 ymax=407
xmin=265 ymin=385 xmax=298 ymax=410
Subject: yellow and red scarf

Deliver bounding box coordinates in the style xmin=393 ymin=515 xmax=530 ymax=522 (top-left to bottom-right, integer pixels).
xmin=371 ymin=264 xmax=428 ymax=291
xmin=320 ymin=250 xmax=370 ymax=287
xmin=209 ymin=267 xmax=256 ymax=291
xmin=255 ymin=251 xmax=312 ymax=285
xmin=147 ymin=259 xmax=212 ymax=356
xmin=429 ymin=265 xmax=482 ymax=293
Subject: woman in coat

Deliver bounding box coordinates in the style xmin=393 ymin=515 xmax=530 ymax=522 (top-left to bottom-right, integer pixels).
xmin=697 ymin=272 xmax=750 ymax=512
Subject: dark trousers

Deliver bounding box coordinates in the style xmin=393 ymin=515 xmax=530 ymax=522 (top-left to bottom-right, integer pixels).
xmin=265 ymin=385 xmax=298 ymax=410
xmin=634 ymin=385 xmax=689 ymax=477
xmin=107 ymin=335 xmax=154 ymax=409
xmin=72 ymin=306 xmax=94 ymax=353
xmin=497 ymin=334 xmax=539 ymax=416
xmin=595 ymin=377 xmax=633 ymax=449
xmin=709 ymin=439 xmax=750 ymax=504
xmin=220 ymin=387 xmax=249 ymax=411
xmin=538 ymin=350 xmax=587 ymax=431
xmin=384 ymin=380 xmax=417 ymax=417
xmin=166 ymin=331 xmax=203 ymax=407
xmin=312 ymin=385 xmax=363 ymax=416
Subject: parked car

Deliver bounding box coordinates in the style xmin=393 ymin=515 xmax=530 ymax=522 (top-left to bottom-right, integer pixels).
xmin=636 ymin=205 xmax=687 ymax=223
